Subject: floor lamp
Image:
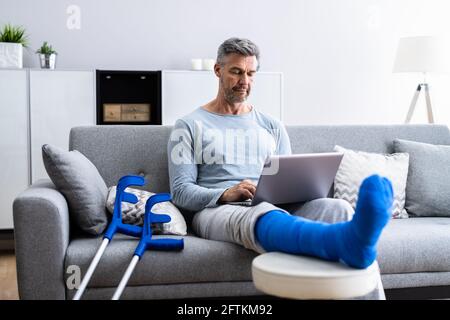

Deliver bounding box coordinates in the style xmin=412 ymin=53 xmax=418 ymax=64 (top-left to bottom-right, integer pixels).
xmin=393 ymin=36 xmax=448 ymax=124
xmin=404 ymin=80 xmax=433 ymax=124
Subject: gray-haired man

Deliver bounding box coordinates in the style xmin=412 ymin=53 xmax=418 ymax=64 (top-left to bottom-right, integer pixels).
xmin=167 ymin=38 xmax=393 ymax=271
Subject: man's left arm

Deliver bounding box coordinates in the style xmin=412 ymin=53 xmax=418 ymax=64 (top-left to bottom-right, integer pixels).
xmin=275 ymin=121 xmax=292 ymax=155
xmin=167 ymin=119 xmax=227 ymax=212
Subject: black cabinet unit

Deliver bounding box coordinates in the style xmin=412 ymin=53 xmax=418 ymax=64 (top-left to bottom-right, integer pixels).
xmin=96 ymin=70 xmax=162 ymax=125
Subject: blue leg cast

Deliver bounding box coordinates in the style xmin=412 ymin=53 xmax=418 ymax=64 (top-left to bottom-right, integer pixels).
xmin=255 ymin=174 xmax=393 ymax=268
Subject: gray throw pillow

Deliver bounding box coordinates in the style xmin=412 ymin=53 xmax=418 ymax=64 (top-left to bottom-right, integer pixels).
xmin=393 ymin=139 xmax=450 ymax=217
xmin=42 ymin=144 xmax=108 ymax=235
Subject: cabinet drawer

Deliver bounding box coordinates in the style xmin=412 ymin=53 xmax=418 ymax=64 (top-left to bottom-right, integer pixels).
xmin=103 ymin=104 xmax=122 ymax=122
xmin=122 ymin=103 xmax=150 ymax=113
xmin=121 ymin=103 xmax=150 ymax=122
xmin=121 ymin=112 xmax=150 ymax=122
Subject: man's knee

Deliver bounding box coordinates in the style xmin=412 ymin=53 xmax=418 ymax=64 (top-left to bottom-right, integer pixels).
xmin=320 ymin=198 xmax=354 ymax=222
xmin=299 ymin=198 xmax=354 ymax=223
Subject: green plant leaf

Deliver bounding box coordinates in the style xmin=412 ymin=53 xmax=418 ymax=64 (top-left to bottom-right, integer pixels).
xmin=0 ymin=24 xmax=29 ymax=47
xmin=36 ymin=40 xmax=57 ymax=55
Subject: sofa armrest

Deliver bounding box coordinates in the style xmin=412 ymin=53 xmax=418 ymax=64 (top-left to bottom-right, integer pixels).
xmin=13 ymin=179 xmax=70 ymax=300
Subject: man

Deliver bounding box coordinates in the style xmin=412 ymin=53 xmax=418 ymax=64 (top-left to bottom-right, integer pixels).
xmin=168 ymin=38 xmax=393 ymax=269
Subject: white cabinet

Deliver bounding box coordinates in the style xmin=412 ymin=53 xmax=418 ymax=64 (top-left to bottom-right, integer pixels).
xmin=30 ymin=70 xmax=95 ymax=182
xmin=0 ymin=70 xmax=29 ymax=229
xmin=161 ymin=70 xmax=283 ymax=125
xmin=0 ymin=69 xmax=95 ymax=229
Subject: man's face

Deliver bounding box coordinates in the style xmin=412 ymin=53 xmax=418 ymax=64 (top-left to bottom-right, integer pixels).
xmin=215 ymin=53 xmax=258 ymax=104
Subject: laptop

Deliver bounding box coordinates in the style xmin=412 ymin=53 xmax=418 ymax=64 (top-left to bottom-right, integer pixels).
xmin=225 ymin=152 xmax=344 ymax=206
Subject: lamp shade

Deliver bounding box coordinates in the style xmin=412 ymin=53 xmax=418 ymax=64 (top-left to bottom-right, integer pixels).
xmin=393 ymin=36 xmax=450 ymax=73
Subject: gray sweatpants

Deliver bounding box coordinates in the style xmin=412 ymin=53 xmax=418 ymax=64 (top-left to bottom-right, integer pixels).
xmin=192 ymin=198 xmax=354 ymax=254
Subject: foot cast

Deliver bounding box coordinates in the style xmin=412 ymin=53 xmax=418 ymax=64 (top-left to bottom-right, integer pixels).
xmin=255 ymin=174 xmax=394 ymax=268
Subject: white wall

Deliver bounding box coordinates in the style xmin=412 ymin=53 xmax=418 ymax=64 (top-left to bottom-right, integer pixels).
xmin=1 ymin=0 xmax=450 ymax=125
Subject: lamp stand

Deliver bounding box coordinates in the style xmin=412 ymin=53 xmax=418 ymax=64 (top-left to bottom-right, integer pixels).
xmin=405 ymin=83 xmax=434 ymax=124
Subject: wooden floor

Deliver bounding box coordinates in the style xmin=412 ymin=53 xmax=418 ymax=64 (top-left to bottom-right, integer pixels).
xmin=0 ymin=251 xmax=19 ymax=300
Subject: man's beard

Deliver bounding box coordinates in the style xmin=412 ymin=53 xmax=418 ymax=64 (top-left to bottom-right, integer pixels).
xmin=222 ymin=81 xmax=251 ymax=103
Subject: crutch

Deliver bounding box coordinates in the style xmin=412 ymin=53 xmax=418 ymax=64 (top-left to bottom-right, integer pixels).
xmin=112 ymin=192 xmax=184 ymax=300
xmin=73 ymin=175 xmax=145 ymax=300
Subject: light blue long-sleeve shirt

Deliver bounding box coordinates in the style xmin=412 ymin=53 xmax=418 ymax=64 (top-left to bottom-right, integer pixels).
xmin=167 ymin=106 xmax=292 ymax=212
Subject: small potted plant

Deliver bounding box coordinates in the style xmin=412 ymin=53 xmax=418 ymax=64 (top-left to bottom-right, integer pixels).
xmin=0 ymin=24 xmax=28 ymax=68
xmin=36 ymin=41 xmax=57 ymax=69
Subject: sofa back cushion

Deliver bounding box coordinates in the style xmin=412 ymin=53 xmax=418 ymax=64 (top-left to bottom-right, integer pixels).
xmin=69 ymin=124 xmax=450 ymax=220
xmin=285 ymin=124 xmax=450 ymax=154
xmin=70 ymin=125 xmax=173 ymax=193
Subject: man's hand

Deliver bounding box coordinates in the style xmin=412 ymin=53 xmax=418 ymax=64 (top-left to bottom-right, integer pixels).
xmin=218 ymin=179 xmax=257 ymax=203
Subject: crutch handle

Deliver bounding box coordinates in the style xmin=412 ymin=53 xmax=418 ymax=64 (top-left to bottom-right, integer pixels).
xmin=150 ymin=213 xmax=171 ymax=224
xmin=148 ymin=238 xmax=184 ymax=251
xmin=122 ymin=192 xmax=139 ymax=204
xmin=135 ymin=238 xmax=184 ymax=257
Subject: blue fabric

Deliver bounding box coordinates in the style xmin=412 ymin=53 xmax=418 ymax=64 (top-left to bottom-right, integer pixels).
xmin=255 ymin=175 xmax=393 ymax=269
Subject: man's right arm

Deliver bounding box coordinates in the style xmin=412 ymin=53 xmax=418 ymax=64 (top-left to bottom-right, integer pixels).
xmin=167 ymin=120 xmax=226 ymax=212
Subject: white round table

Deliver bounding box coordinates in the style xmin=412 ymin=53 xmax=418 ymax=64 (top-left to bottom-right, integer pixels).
xmin=252 ymin=252 xmax=385 ymax=300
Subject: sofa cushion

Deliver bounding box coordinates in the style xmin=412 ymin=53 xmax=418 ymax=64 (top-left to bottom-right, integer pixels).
xmin=377 ymin=217 xmax=450 ymax=274
xmin=66 ymin=281 xmax=261 ymax=300
xmin=382 ymin=272 xmax=450 ymax=290
xmin=393 ymin=139 xmax=450 ymax=217
xmin=333 ymin=145 xmax=409 ymax=218
xmin=66 ymin=218 xmax=450 ymax=288
xmin=65 ymin=234 xmax=258 ymax=288
xmin=42 ymin=144 xmax=108 ymax=235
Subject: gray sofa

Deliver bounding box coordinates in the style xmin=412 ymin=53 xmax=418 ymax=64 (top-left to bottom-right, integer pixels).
xmin=13 ymin=124 xmax=450 ymax=300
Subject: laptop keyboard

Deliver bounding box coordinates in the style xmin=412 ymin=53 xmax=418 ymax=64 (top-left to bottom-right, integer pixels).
xmin=225 ymin=200 xmax=253 ymax=206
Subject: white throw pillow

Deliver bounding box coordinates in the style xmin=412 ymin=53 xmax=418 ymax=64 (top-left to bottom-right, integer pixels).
xmin=333 ymin=145 xmax=409 ymax=219
xmin=105 ymin=186 xmax=187 ymax=235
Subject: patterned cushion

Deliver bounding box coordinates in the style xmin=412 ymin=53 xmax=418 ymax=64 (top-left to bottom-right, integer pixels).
xmin=106 ymin=186 xmax=187 ymax=235
xmin=333 ymin=145 xmax=409 ymax=219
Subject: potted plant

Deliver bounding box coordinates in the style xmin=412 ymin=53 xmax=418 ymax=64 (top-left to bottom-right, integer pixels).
xmin=0 ymin=24 xmax=28 ymax=68
xmin=36 ymin=41 xmax=57 ymax=69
